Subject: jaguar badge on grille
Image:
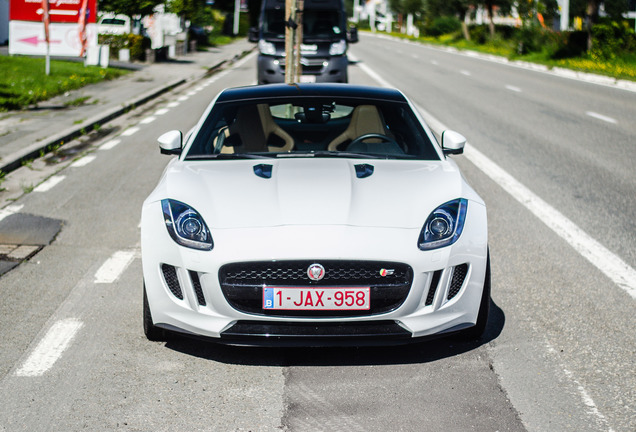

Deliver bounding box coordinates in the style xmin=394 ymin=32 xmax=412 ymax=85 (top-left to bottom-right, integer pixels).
xmin=307 ymin=263 xmax=325 ymax=281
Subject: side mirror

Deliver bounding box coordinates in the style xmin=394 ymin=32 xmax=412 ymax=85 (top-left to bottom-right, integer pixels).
xmin=158 ymin=130 xmax=182 ymax=155
xmin=441 ymin=130 xmax=466 ymax=156
xmin=248 ymin=27 xmax=259 ymax=43
xmin=347 ymin=26 xmax=359 ymax=44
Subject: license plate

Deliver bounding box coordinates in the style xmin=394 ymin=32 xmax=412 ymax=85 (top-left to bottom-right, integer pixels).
xmin=299 ymin=75 xmax=316 ymax=83
xmin=263 ymin=287 xmax=370 ymax=310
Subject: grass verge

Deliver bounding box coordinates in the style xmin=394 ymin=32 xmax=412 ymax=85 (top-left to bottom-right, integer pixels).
xmin=0 ymin=56 xmax=128 ymax=111
xmin=382 ymin=31 xmax=636 ymax=81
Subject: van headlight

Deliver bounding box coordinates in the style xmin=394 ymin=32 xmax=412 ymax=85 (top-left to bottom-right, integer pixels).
xmin=329 ymin=40 xmax=347 ymax=55
xmin=258 ymin=40 xmax=276 ymax=55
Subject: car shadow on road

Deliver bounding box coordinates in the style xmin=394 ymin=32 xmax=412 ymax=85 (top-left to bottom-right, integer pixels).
xmin=164 ymin=299 xmax=505 ymax=367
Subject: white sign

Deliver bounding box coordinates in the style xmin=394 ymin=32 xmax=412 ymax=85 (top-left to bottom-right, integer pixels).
xmin=9 ymin=20 xmax=97 ymax=56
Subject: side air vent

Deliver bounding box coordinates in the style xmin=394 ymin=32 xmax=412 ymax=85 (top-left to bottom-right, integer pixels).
xmin=162 ymin=264 xmax=183 ymax=300
xmin=448 ymin=264 xmax=468 ymax=300
xmin=425 ymin=270 xmax=443 ymax=306
xmin=190 ymin=271 xmax=206 ymax=306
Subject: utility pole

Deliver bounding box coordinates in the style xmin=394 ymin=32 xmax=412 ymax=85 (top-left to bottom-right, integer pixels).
xmin=284 ymin=0 xmax=303 ymax=83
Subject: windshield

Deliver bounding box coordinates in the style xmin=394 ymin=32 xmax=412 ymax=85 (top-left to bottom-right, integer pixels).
xmin=263 ymin=10 xmax=343 ymax=39
xmin=186 ymin=97 xmax=440 ymax=161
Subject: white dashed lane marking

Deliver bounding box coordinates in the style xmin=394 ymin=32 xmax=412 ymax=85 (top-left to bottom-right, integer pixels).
xmin=121 ymin=127 xmax=140 ymax=137
xmin=94 ymin=250 xmax=137 ymax=284
xmin=15 ymin=318 xmax=83 ymax=377
xmin=34 ymin=175 xmax=65 ymax=192
xmin=586 ymin=111 xmax=617 ymax=124
xmin=506 ymin=85 xmax=522 ymax=92
xmin=99 ymin=139 xmax=120 ymax=150
xmin=70 ymin=155 xmax=96 ymax=167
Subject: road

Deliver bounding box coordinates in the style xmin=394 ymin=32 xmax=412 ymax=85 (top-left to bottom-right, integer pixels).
xmin=0 ymin=33 xmax=634 ymax=431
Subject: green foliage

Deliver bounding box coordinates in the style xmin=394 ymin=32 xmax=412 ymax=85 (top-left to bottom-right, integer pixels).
xmin=98 ymin=34 xmax=151 ymax=60
xmin=98 ymin=0 xmax=162 ymax=18
xmin=425 ymin=16 xmax=461 ymax=37
xmin=546 ymin=30 xmax=588 ymax=59
xmin=514 ymin=25 xmax=548 ymax=55
xmin=0 ymin=56 xmax=128 ymax=111
xmin=590 ymin=21 xmax=636 ymax=61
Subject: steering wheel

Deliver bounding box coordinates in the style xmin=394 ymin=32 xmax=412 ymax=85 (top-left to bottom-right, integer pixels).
xmin=348 ymin=133 xmax=398 ymax=148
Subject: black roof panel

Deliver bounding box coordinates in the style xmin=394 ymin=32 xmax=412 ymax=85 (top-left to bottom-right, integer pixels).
xmin=216 ymin=83 xmax=407 ymax=104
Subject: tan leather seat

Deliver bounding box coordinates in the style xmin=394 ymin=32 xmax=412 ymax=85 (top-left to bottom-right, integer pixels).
xmin=327 ymin=105 xmax=386 ymax=151
xmin=222 ymin=104 xmax=294 ymax=153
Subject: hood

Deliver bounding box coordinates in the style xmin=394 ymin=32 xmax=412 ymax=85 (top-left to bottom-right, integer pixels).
xmin=161 ymin=158 xmax=468 ymax=229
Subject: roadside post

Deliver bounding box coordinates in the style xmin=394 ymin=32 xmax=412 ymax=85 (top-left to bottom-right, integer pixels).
xmin=284 ymin=0 xmax=303 ymax=83
xmin=41 ymin=0 xmax=50 ymax=75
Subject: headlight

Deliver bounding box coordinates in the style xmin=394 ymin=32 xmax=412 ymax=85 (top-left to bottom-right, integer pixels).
xmin=329 ymin=40 xmax=347 ymax=55
xmin=258 ymin=40 xmax=276 ymax=55
xmin=162 ymin=199 xmax=213 ymax=250
xmin=418 ymin=199 xmax=468 ymax=250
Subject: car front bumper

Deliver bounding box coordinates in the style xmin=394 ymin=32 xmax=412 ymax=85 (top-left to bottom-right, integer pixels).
xmin=141 ymin=200 xmax=488 ymax=344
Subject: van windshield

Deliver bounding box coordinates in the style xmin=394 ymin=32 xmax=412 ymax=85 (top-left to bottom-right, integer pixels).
xmin=263 ymin=10 xmax=343 ymax=40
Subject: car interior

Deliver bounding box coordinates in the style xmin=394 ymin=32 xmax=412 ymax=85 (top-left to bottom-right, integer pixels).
xmin=187 ymin=99 xmax=439 ymax=160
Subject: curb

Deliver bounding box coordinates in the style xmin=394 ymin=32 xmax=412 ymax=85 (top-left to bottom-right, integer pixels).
xmin=0 ymin=48 xmax=254 ymax=176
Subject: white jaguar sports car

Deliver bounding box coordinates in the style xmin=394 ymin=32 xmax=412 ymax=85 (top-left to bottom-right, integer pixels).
xmin=141 ymin=84 xmax=489 ymax=345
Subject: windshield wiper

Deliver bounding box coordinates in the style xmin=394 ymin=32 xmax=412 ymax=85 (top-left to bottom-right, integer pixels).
xmin=186 ymin=153 xmax=274 ymax=160
xmin=287 ymin=151 xmax=387 ymax=159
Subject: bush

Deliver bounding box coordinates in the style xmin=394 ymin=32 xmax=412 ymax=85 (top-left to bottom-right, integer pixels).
xmin=425 ymin=16 xmax=461 ymax=37
xmin=469 ymin=25 xmax=489 ymax=44
xmin=548 ymin=30 xmax=587 ymax=59
xmin=514 ymin=25 xmax=548 ymax=55
xmin=590 ymin=22 xmax=636 ymax=60
xmin=98 ymin=34 xmax=151 ymax=61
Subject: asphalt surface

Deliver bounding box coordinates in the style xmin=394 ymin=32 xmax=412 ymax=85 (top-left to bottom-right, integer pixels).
xmin=0 ymin=33 xmax=634 ymax=431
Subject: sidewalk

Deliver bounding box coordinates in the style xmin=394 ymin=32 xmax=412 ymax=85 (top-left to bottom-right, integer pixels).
xmin=0 ymin=39 xmax=255 ymax=174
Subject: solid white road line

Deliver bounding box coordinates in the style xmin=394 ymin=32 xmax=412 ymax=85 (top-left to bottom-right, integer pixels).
xmin=586 ymin=111 xmax=617 ymax=124
xmin=99 ymin=139 xmax=120 ymax=150
xmin=34 ymin=175 xmax=65 ymax=192
xmin=355 ymin=53 xmax=636 ymax=299
xmin=463 ymin=143 xmax=636 ymax=299
xmin=121 ymin=127 xmax=140 ymax=137
xmin=0 ymin=204 xmax=24 ymax=222
xmin=16 ymin=318 xmax=83 ymax=377
xmin=70 ymin=155 xmax=96 ymax=167
xmin=94 ymin=250 xmax=136 ymax=284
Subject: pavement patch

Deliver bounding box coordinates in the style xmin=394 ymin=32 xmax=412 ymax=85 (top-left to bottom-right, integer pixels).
xmin=0 ymin=213 xmax=63 ymax=275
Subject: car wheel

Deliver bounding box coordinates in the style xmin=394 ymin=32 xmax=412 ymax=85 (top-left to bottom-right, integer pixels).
xmin=460 ymin=251 xmax=491 ymax=341
xmin=143 ymin=283 xmax=168 ymax=342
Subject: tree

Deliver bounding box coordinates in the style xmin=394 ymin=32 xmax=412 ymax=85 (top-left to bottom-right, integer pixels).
xmin=479 ymin=0 xmax=512 ymax=37
xmin=98 ymin=0 xmax=163 ymax=20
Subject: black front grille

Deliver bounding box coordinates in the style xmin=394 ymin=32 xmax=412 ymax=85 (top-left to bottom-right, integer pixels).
xmin=219 ymin=260 xmax=413 ymax=317
xmin=448 ymin=264 xmax=468 ymax=300
xmin=162 ymin=264 xmax=183 ymax=300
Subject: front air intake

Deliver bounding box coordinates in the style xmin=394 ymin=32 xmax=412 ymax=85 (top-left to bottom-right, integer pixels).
xmin=162 ymin=264 xmax=183 ymax=300
xmin=448 ymin=264 xmax=468 ymax=300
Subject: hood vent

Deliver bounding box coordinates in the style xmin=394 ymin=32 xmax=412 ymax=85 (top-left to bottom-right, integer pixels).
xmin=253 ymin=164 xmax=273 ymax=179
xmin=355 ymin=164 xmax=374 ymax=179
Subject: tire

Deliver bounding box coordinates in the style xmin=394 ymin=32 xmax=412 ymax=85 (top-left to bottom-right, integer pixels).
xmin=460 ymin=251 xmax=491 ymax=341
xmin=143 ymin=283 xmax=168 ymax=342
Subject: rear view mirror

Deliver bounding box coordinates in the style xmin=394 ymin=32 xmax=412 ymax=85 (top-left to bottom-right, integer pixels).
xmin=248 ymin=27 xmax=259 ymax=43
xmin=441 ymin=130 xmax=466 ymax=156
xmin=347 ymin=27 xmax=359 ymax=44
xmin=158 ymin=130 xmax=182 ymax=155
